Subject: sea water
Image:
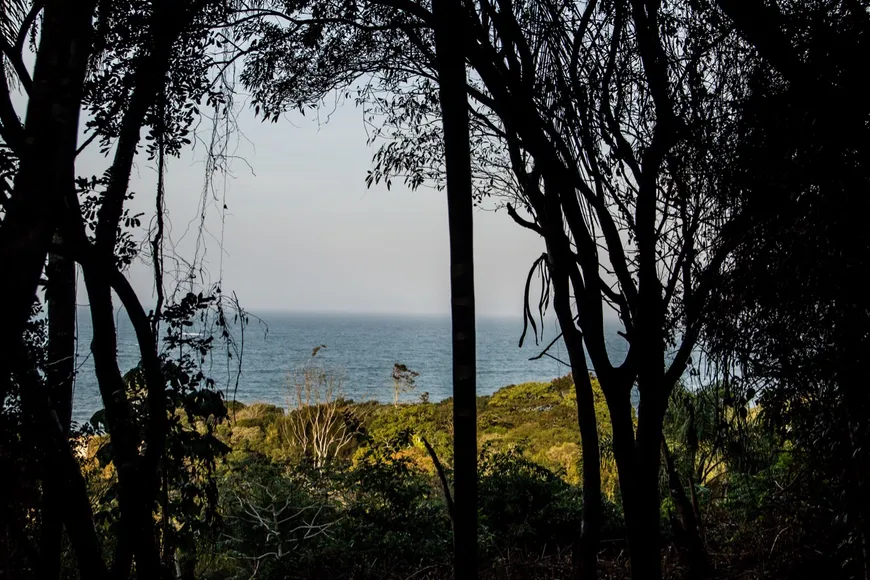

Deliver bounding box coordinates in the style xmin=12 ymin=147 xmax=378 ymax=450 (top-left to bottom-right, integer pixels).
xmin=70 ymin=308 xmax=629 ymax=424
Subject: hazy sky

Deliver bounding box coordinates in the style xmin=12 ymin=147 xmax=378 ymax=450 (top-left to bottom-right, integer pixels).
xmin=70 ymin=98 xmax=547 ymax=317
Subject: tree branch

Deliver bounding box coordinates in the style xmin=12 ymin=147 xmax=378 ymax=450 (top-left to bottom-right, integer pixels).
xmin=421 ymin=435 xmax=454 ymax=525
xmin=0 ymin=34 xmax=32 ymax=94
xmin=506 ymin=202 xmax=544 ymax=236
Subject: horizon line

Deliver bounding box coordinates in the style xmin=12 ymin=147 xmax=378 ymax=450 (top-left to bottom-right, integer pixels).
xmin=72 ymin=303 xmax=621 ymax=322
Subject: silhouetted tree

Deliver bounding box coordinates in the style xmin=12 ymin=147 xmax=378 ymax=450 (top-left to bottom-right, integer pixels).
xmin=1 ymin=1 xmax=244 ymax=577
xmin=0 ymin=0 xmax=95 ymax=407
xmin=433 ymin=0 xmax=478 ymax=577
xmin=233 ymin=1 xmax=743 ymax=577
xmin=235 ymin=2 xmax=757 ymax=578
xmin=40 ymin=246 xmax=77 ymax=579
xmin=1 ymin=6 xmax=80 ymax=576
xmin=702 ymin=2 xmax=870 ymax=577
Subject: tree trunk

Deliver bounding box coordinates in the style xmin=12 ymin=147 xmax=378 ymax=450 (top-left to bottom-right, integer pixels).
xmin=621 ymin=456 xmax=663 ymax=580
xmin=81 ymin=266 xmax=162 ymax=580
xmin=573 ymin=370 xmax=603 ymax=580
xmin=547 ymin=241 xmax=601 ymax=580
xmin=422 ymin=436 xmax=456 ymax=526
xmin=15 ymin=359 xmax=109 ymax=580
xmin=606 ymin=387 xmax=663 ymax=580
xmin=661 ymin=438 xmax=709 ymax=578
xmin=78 ymin=8 xmax=181 ymax=569
xmin=45 ymin=420 xmax=110 ymax=580
xmin=0 ymin=5 xmax=95 ymax=572
xmin=433 ymin=1 xmax=477 ymax=578
xmin=93 ymin=0 xmax=179 ymax=257
xmin=46 ymin=244 xmax=77 ymax=434
xmin=40 ymin=240 xmax=77 ymax=580
xmin=0 ymin=0 xmax=94 ymax=401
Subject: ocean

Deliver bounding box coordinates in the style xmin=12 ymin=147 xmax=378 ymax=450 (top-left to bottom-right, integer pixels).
xmin=70 ymin=308 xmax=629 ymax=425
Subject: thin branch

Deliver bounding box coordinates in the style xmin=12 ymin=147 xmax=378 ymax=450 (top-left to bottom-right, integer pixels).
xmin=506 ymin=202 xmax=544 ymax=236
xmin=420 ymin=435 xmax=454 ymax=524
xmin=528 ymin=331 xmax=567 ymax=361
xmin=0 ymin=36 xmax=31 ymax=94
xmin=14 ymin=1 xmax=43 ymax=56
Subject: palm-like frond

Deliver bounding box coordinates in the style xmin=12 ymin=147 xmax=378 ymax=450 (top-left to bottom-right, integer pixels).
xmin=1 ymin=0 xmax=31 ymax=83
xmin=1 ymin=0 xmax=28 ymax=44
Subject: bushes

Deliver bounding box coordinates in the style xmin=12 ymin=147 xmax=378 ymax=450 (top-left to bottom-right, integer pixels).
xmin=336 ymin=444 xmax=453 ymax=574
xmin=202 ymin=375 xmax=856 ymax=579
xmin=203 ymin=425 xmax=626 ymax=580
xmin=477 ymin=444 xmax=580 ymax=557
xmin=220 ymin=378 xmax=616 ymax=488
xmin=212 ymin=455 xmax=339 ymax=579
xmin=205 ymin=446 xmax=452 ymax=579
xmin=205 ymin=378 xmax=624 ymax=577
xmin=204 ymin=440 xmax=601 ymax=580
xmin=75 ymin=373 xmax=854 ymax=579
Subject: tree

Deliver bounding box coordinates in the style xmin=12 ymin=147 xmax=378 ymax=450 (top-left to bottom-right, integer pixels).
xmin=1 ymin=1 xmax=247 ymax=577
xmin=701 ymin=2 xmax=870 ymax=576
xmin=284 ymin=353 xmax=367 ymax=468
xmin=40 ymin=245 xmax=77 ymax=579
xmin=1 ymin=3 xmax=106 ymax=577
xmin=1 ymin=7 xmax=80 ymax=576
xmin=432 ymin=0 xmax=478 ymax=577
xmin=391 ymin=362 xmax=420 ymax=405
xmin=0 ymin=0 xmax=95 ymax=409
xmin=243 ymin=0 xmax=768 ymax=577
xmin=219 ymin=458 xmax=336 ymax=577
xmin=235 ymin=2 xmax=758 ymax=577
xmin=67 ymin=3 xmax=237 ymax=575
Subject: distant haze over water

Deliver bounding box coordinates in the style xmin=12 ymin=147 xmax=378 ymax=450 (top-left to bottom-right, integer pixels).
xmin=71 ymin=308 xmax=629 ymax=425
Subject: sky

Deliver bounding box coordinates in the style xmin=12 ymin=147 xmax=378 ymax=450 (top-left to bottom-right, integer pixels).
xmin=70 ymin=97 xmax=548 ymax=317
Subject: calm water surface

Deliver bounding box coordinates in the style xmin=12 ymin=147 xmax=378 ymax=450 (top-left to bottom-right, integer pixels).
xmin=71 ymin=309 xmax=628 ymax=424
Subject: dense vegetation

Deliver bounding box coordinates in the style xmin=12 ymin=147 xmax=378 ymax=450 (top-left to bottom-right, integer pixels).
xmin=50 ymin=367 xmax=857 ymax=579
xmin=2 ymin=0 xmax=869 ymax=578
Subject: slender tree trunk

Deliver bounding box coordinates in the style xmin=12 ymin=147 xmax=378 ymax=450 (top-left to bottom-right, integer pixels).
xmin=0 ymin=4 xmax=95 ymax=575
xmin=422 ymin=435 xmax=456 ymax=526
xmin=546 ymin=241 xmax=601 ymax=580
xmin=44 ymin=418 xmax=109 ymax=580
xmin=84 ymin=1 xmax=176 ymax=525
xmin=93 ymin=4 xmax=179 ymax=256
xmin=81 ymin=265 xmax=162 ymax=580
xmin=625 ymin=375 xmax=677 ymax=580
xmin=64 ymin=6 xmax=183 ymax=574
xmin=661 ymin=438 xmax=709 ymax=578
xmin=433 ymin=0 xmax=477 ymax=577
xmin=573 ymin=370 xmax=603 ymax=579
xmin=46 ymin=244 xmax=77 ymax=434
xmin=16 ymin=360 xmax=109 ymax=580
xmin=0 ymin=5 xmax=95 ymax=573
xmin=51 ymin=227 xmax=167 ymax=578
xmin=0 ymin=0 xmax=94 ymax=401
xmin=41 ymin=243 xmax=78 ymax=580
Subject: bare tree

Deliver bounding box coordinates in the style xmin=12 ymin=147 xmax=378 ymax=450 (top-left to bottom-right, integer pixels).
xmin=222 ymin=479 xmax=335 ymax=579
xmin=283 ymin=353 xmax=367 ymax=468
